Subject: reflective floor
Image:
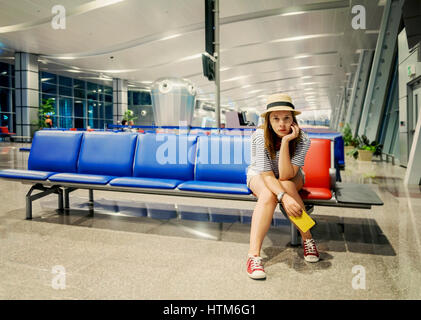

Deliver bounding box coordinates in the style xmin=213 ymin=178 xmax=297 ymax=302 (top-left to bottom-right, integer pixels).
xmin=1 ymin=142 xmax=421 ymax=299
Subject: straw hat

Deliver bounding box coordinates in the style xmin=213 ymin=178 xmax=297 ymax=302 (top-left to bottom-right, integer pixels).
xmin=260 ymin=93 xmax=301 ymax=117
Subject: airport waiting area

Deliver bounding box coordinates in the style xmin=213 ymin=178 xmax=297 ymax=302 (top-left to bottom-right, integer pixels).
xmin=0 ymin=0 xmax=421 ymax=302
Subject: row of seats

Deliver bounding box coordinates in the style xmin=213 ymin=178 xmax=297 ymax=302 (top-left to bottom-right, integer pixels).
xmin=0 ymin=131 xmax=333 ymax=201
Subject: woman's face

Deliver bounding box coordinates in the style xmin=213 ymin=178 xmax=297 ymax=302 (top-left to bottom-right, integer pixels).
xmin=269 ymin=110 xmax=294 ymax=138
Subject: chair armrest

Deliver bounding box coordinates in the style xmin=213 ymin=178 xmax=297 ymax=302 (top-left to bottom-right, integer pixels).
xmin=329 ymin=168 xmax=336 ymax=189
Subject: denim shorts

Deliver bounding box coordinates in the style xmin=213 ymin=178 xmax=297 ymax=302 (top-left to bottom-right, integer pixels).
xmin=246 ymin=168 xmax=305 ymax=189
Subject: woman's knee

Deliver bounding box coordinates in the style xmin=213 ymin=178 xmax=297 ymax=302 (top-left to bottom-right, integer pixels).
xmin=258 ymin=189 xmax=277 ymax=206
xmin=278 ymin=174 xmax=303 ymax=192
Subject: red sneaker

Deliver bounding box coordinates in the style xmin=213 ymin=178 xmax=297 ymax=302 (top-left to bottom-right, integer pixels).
xmin=246 ymin=255 xmax=266 ymax=279
xmin=303 ymin=239 xmax=320 ymax=262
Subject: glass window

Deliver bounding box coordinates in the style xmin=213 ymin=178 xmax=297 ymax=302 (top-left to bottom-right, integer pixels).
xmin=1 ymin=113 xmax=11 ymax=127
xmin=59 ymin=98 xmax=73 ymax=118
xmin=87 ymin=91 xmax=98 ymax=101
xmin=0 ymin=88 xmax=11 ymax=112
xmin=51 ymin=115 xmax=58 ymax=127
xmin=128 ymin=91 xmax=133 ymax=105
xmin=103 ymin=86 xmax=112 ymax=95
xmin=87 ymin=100 xmax=100 ymax=119
xmin=132 ymin=92 xmax=140 ymax=105
xmin=74 ymin=100 xmax=85 ymax=118
xmin=40 ymin=72 xmax=57 ymax=85
xmin=87 ymin=82 xmax=98 ymax=92
xmin=140 ymin=91 xmax=151 ymax=105
xmin=87 ymin=82 xmax=98 ymax=100
xmin=98 ymin=102 xmax=104 ymax=119
xmin=104 ymin=119 xmax=113 ymax=129
xmin=59 ymin=76 xmax=72 ymax=87
xmin=87 ymin=117 xmax=93 ymax=128
xmin=73 ymin=79 xmax=85 ymax=89
xmin=74 ymin=117 xmax=85 ymax=129
xmin=59 ymin=86 xmax=72 ymax=97
xmin=105 ymin=94 xmax=112 ymax=103
xmin=0 ymin=62 xmax=9 ymax=74
xmin=41 ymin=82 xmax=57 ymax=95
xmin=130 ymin=91 xmax=152 ymax=105
xmin=105 ymin=102 xmax=113 ymax=120
xmin=59 ymin=116 xmax=73 ymax=129
xmin=74 ymin=88 xmax=85 ymax=99
xmin=0 ymin=75 xmax=11 ymax=88
xmin=91 ymin=118 xmax=100 ymax=129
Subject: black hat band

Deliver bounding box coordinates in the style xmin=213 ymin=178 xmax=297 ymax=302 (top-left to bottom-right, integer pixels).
xmin=267 ymin=101 xmax=295 ymax=109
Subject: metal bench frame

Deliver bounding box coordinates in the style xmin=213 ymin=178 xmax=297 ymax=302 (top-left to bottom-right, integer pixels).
xmin=6 ymin=177 xmax=377 ymax=246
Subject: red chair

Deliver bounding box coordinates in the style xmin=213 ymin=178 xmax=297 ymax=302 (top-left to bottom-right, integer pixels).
xmin=300 ymin=138 xmax=332 ymax=200
xmin=0 ymin=126 xmax=16 ymax=140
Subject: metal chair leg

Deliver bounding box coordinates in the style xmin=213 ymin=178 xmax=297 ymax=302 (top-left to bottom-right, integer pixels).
xmin=88 ymin=189 xmax=94 ymax=216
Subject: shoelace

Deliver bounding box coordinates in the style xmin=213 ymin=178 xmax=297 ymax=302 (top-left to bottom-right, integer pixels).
xmin=249 ymin=256 xmax=263 ymax=270
xmin=304 ymin=239 xmax=317 ymax=254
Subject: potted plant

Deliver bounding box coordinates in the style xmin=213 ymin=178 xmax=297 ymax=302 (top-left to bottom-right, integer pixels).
xmin=33 ymin=98 xmax=56 ymax=130
xmin=357 ymin=135 xmax=383 ymax=161
xmin=348 ymin=135 xmax=361 ymax=159
xmin=342 ymin=123 xmax=354 ymax=155
xmin=122 ymin=109 xmax=137 ymax=124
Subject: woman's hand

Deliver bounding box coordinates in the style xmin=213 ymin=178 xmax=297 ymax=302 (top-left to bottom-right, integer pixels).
xmin=282 ymin=123 xmax=300 ymax=142
xmin=280 ymin=193 xmax=303 ymax=217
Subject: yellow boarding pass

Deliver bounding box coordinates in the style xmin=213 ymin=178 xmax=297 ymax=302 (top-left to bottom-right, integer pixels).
xmin=289 ymin=209 xmax=315 ymax=233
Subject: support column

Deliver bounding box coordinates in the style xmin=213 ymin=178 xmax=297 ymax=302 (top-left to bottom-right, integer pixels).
xmin=14 ymin=52 xmax=39 ymax=140
xmin=336 ymin=87 xmax=346 ymax=130
xmin=398 ymin=27 xmax=421 ymax=168
xmin=345 ymin=50 xmax=374 ymax=135
xmin=330 ymin=94 xmax=339 ymax=130
xmin=404 ymin=110 xmax=421 ymax=185
xmin=357 ymin=0 xmax=404 ymax=141
xmin=112 ymin=78 xmax=128 ymax=124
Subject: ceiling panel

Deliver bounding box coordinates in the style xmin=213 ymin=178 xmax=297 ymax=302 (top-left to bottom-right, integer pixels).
xmin=0 ymin=0 xmax=386 ymax=115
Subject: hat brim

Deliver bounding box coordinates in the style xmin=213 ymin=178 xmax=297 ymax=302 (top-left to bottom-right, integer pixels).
xmin=260 ymin=106 xmax=301 ymax=118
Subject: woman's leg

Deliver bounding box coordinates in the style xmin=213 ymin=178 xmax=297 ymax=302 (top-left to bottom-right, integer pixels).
xmin=248 ymin=175 xmax=278 ymax=257
xmin=278 ymin=171 xmax=313 ymax=240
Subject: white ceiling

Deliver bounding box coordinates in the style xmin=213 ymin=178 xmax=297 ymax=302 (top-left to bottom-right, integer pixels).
xmin=0 ymin=0 xmax=385 ymax=116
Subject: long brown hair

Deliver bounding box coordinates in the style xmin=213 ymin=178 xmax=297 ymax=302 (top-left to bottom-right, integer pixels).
xmin=260 ymin=111 xmax=302 ymax=160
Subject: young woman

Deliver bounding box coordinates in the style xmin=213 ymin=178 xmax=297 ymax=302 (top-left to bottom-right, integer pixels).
xmin=246 ymin=93 xmax=319 ymax=280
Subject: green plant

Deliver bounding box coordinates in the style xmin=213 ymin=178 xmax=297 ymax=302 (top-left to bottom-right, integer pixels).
xmin=36 ymin=98 xmax=56 ymax=129
xmin=122 ymin=109 xmax=137 ymax=123
xmin=342 ymin=123 xmax=353 ymax=146
xmin=358 ymin=135 xmax=383 ymax=156
xmin=347 ymin=148 xmax=359 ymax=159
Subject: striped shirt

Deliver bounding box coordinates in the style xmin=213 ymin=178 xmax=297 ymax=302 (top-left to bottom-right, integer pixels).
xmin=247 ymin=128 xmax=311 ymax=179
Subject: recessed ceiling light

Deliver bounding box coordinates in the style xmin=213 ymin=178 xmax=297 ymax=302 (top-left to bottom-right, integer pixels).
xmin=54 ymin=57 xmax=77 ymax=60
xmin=159 ymin=34 xmax=182 ymax=41
xmin=280 ymin=11 xmax=306 ymax=16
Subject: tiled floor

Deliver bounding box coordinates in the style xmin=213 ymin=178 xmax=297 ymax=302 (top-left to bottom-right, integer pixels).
xmin=1 ymin=142 xmax=421 ymax=299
